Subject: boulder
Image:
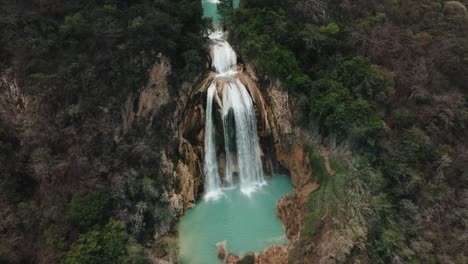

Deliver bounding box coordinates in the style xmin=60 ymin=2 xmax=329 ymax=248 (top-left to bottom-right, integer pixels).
xmin=226 ymin=253 xmax=239 ymax=264
xmin=257 ymin=246 xmax=288 ymax=264
xmin=237 ymin=251 xmax=255 ymax=264
xmin=216 ymin=241 xmax=227 ymax=260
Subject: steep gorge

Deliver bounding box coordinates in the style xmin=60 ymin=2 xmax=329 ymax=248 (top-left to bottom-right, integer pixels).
xmin=176 ymin=31 xmax=316 ymax=210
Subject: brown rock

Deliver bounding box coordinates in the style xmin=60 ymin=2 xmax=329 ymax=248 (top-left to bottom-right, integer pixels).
xmin=276 ymin=182 xmax=319 ymax=239
xmin=265 ymin=81 xmax=314 ymax=188
xmin=216 ymin=241 xmax=227 ymax=260
xmin=226 ymin=253 xmax=240 ymax=264
xmin=257 ymin=246 xmax=288 ymax=264
xmin=136 ymin=58 xmax=171 ymax=119
xmin=282 ymin=144 xmax=313 ymax=188
xmin=237 ymin=251 xmax=255 ymax=264
xmin=180 ymin=103 xmax=205 ymax=141
xmin=176 ymin=161 xmax=195 ymax=209
xmin=177 ymin=140 xmax=204 ymax=209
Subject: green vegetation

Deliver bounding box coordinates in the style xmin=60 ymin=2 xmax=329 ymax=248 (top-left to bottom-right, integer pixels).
xmin=1 ymin=0 xmax=206 ymax=117
xmin=0 ymin=0 xmax=466 ymax=262
xmin=62 ymin=219 xmax=129 ymax=264
xmin=218 ymin=0 xmax=235 ymax=28
xmin=228 ymin=0 xmax=467 ymax=262
xmin=0 ymin=0 xmax=208 ymax=262
xmin=303 ymin=149 xmax=346 ymax=236
xmin=68 ymin=191 xmax=112 ymax=229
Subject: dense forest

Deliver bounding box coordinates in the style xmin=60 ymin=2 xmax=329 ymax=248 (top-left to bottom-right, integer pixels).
xmin=224 ymin=0 xmax=467 ymax=262
xmin=0 ymin=0 xmax=467 ymax=263
xmin=0 ymin=0 xmax=207 ymax=263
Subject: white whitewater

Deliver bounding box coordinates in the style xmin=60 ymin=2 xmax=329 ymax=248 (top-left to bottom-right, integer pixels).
xmin=204 ymin=29 xmax=265 ymax=200
xmin=209 ymin=30 xmax=237 ymax=76
xmin=204 ymin=83 xmax=223 ymax=199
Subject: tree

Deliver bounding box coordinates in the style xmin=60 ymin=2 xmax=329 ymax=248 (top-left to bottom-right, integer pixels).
xmin=218 ymin=0 xmax=234 ymax=28
xmin=61 ymin=219 xmax=129 ymax=264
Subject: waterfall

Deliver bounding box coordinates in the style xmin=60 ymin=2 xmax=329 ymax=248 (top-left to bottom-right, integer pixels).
xmin=204 ymin=83 xmax=223 ymax=199
xmin=209 ymin=30 xmax=237 ymax=76
xmin=203 ymin=29 xmax=265 ymax=200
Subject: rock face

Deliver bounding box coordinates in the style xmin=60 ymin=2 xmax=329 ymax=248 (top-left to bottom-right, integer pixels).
xmin=225 ymin=251 xmax=255 ymax=264
xmin=277 ymin=144 xmax=314 ymax=188
xmin=176 ymin=63 xmax=317 ymax=211
xmin=177 ymin=140 xmax=204 ymax=209
xmin=226 ymin=253 xmax=240 ymax=264
xmin=266 ymin=81 xmax=315 ymax=188
xmin=257 ymin=246 xmax=289 ymax=264
xmin=0 ymin=68 xmax=29 ymax=127
xmin=237 ymin=251 xmax=255 ymax=264
xmin=276 ymin=182 xmax=320 ymax=239
xmin=136 ymin=57 xmax=171 ymax=120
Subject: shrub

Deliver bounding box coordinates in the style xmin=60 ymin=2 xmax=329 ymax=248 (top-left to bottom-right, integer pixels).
xmin=68 ymin=191 xmax=112 ymax=229
xmin=62 ymin=219 xmax=129 ymax=264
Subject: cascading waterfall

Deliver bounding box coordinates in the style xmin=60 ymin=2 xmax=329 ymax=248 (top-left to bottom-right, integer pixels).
xmin=179 ymin=5 xmax=292 ymax=263
xmin=204 ymin=29 xmax=265 ymax=199
xmin=204 ymin=83 xmax=222 ymax=199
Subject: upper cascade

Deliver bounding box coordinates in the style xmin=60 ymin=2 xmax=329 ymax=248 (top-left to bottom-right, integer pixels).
xmin=204 ymin=29 xmax=265 ymax=199
xmin=209 ymin=29 xmax=238 ymax=76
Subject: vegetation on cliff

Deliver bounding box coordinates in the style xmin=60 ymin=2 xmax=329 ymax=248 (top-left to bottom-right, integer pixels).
xmin=227 ymin=0 xmax=467 ymax=262
xmin=0 ymin=0 xmax=466 ymax=263
xmin=0 ymin=0 xmax=207 ymax=263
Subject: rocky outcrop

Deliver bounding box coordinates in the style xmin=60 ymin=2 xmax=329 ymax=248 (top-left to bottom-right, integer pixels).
xmin=119 ymin=56 xmax=172 ymax=137
xmin=216 ymin=241 xmax=227 ymax=260
xmin=267 ymin=81 xmax=314 ymax=187
xmin=0 ymin=68 xmax=30 ymax=126
xmin=238 ymin=251 xmax=255 ymax=264
xmin=257 ymin=245 xmax=289 ymax=264
xmin=226 ymin=253 xmax=240 ymax=264
xmin=176 ymin=139 xmax=204 ymax=209
xmin=276 ymin=182 xmax=320 ymax=239
xmin=136 ymin=57 xmax=171 ymax=120
xmin=277 ymin=143 xmax=314 ymax=188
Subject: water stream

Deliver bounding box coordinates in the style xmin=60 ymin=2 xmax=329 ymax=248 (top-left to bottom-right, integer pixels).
xmin=178 ymin=2 xmax=292 ymax=263
xmin=204 ymin=29 xmax=266 ymax=197
xmin=202 ymin=0 xmax=240 ymax=24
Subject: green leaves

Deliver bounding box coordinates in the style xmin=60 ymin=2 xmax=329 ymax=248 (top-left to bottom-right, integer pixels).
xmin=68 ymin=191 xmax=112 ymax=230
xmin=218 ymin=0 xmax=235 ymax=28
xmin=62 ymin=219 xmax=129 ymax=264
xmin=60 ymin=13 xmax=91 ymax=36
xmin=302 ymin=57 xmax=390 ymax=144
xmin=129 ymin=16 xmax=144 ymax=31
xmin=319 ymin=23 xmax=340 ymax=34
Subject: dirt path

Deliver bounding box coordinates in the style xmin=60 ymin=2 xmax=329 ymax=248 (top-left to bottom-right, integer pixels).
xmin=319 ymin=145 xmax=336 ymax=176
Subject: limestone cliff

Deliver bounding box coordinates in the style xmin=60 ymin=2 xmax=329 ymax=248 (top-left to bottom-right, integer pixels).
xmin=176 ymin=62 xmax=317 ymax=210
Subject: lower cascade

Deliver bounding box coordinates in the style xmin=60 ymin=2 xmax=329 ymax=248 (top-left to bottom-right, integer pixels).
xmin=204 ymin=29 xmax=265 ymax=198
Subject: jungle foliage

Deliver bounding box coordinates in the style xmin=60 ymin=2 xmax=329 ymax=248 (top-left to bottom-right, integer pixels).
xmin=229 ymin=0 xmax=467 ymax=262
xmin=0 ymin=0 xmax=205 ymax=263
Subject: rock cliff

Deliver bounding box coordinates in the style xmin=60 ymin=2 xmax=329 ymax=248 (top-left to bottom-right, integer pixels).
xmin=176 ymin=62 xmax=317 ymax=210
